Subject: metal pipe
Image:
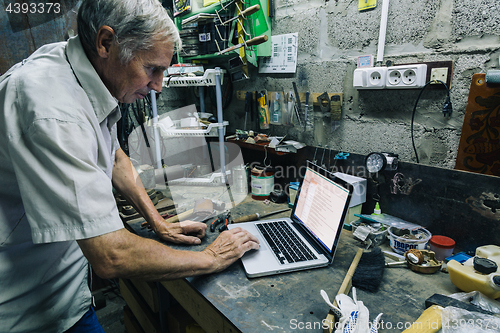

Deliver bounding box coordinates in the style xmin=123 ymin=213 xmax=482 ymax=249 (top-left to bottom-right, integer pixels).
xmin=376 ymin=0 xmax=390 ymax=65
xmin=150 ymin=90 xmax=162 ymax=169
xmin=215 ymin=68 xmax=226 ymax=183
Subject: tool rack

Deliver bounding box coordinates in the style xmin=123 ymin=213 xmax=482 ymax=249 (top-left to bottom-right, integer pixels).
xmin=173 ymin=0 xmax=271 ymax=65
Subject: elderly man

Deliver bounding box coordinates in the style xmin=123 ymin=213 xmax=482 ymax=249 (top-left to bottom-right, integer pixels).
xmin=0 ymin=0 xmax=259 ymax=332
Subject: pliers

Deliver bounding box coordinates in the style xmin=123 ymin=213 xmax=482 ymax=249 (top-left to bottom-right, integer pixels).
xmin=209 ymin=216 xmax=223 ymax=232
xmin=218 ymin=213 xmax=231 ymax=232
xmin=209 ymin=211 xmax=231 ymax=232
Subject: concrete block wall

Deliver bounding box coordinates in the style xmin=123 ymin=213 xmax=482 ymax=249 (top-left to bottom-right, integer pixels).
xmin=2 ymin=0 xmax=499 ymax=171
xmin=183 ymin=0 xmax=500 ymax=170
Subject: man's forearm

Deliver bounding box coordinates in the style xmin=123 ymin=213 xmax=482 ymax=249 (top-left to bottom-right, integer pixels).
xmin=77 ymin=226 xmax=259 ymax=281
xmin=78 ymin=229 xmax=215 ymax=280
xmin=112 ymin=148 xmax=163 ymax=228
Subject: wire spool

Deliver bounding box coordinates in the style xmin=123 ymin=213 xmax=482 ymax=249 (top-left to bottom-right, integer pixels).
xmin=250 ymin=165 xmax=274 ymax=200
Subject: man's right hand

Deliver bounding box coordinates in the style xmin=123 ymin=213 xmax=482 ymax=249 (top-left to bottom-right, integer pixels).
xmin=202 ymin=227 xmax=260 ymax=273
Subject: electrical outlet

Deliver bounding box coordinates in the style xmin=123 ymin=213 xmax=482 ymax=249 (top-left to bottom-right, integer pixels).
xmin=353 ymin=67 xmax=387 ymax=89
xmin=387 ymin=70 xmax=402 ymax=85
xmin=386 ymin=64 xmax=427 ymax=89
xmin=430 ymin=67 xmax=449 ymax=84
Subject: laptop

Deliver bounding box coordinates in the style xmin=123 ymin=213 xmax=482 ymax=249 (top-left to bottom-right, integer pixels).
xmin=228 ymin=161 xmax=353 ymax=278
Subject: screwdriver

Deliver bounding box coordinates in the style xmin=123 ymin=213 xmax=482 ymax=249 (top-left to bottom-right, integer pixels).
xmin=217 ymin=34 xmax=268 ymax=55
xmin=222 ymin=4 xmax=261 ymax=25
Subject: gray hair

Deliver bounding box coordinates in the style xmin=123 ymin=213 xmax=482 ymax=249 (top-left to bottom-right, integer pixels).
xmin=77 ymin=0 xmax=181 ymax=64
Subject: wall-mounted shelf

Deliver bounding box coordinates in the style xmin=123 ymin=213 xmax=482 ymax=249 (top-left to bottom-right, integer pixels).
xmin=163 ymin=69 xmax=225 ymax=87
xmin=156 ymin=121 xmax=228 ymax=137
xmin=163 ymin=67 xmax=229 ymax=183
xmin=227 ymin=138 xmax=291 ymax=155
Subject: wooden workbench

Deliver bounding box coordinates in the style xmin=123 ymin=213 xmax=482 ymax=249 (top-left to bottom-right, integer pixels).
xmin=123 ymin=193 xmax=459 ymax=333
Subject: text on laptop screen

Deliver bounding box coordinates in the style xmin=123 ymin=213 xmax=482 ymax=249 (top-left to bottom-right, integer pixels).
xmin=293 ymin=166 xmax=350 ymax=252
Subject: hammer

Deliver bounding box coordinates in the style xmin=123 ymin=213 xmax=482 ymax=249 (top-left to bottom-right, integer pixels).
xmin=401 ymin=293 xmax=496 ymax=333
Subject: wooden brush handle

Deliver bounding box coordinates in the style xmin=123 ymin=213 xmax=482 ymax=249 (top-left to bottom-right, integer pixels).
xmin=401 ymin=305 xmax=442 ymax=333
xmin=337 ymin=248 xmax=364 ymax=297
xmin=240 ymin=4 xmax=260 ymax=17
xmin=246 ymin=35 xmax=268 ymax=47
xmin=323 ymin=248 xmax=364 ymax=333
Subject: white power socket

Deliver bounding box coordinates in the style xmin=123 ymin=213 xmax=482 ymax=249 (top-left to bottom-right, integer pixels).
xmin=353 ymin=67 xmax=388 ymax=89
xmin=386 ymin=64 xmax=427 ymax=89
xmin=430 ymin=67 xmax=449 ymax=84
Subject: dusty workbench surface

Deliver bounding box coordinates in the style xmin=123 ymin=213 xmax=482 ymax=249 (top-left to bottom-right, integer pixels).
xmin=127 ymin=191 xmax=460 ymax=333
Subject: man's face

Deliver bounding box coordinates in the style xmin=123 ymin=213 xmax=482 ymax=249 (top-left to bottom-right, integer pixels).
xmin=102 ymin=39 xmax=174 ymax=104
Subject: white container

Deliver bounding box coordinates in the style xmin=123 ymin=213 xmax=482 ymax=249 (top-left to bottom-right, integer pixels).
xmin=448 ymin=245 xmax=500 ymax=299
xmin=333 ymin=172 xmax=367 ymax=207
xmin=388 ymin=227 xmax=432 ymax=255
xmin=429 ymin=235 xmax=455 ymax=261
xmin=180 ymin=117 xmax=199 ymax=128
xmin=351 ymin=219 xmax=388 ymax=246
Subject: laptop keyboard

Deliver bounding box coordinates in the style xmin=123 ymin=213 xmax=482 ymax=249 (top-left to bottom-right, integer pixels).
xmin=256 ymin=221 xmax=318 ymax=265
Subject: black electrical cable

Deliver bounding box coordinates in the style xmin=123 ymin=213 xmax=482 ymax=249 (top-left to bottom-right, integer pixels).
xmin=410 ymin=79 xmax=452 ymax=163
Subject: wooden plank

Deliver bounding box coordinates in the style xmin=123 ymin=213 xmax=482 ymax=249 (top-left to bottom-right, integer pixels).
xmin=161 ymin=279 xmax=240 ymax=333
xmin=123 ymin=306 xmax=145 ymax=333
xmin=130 ymin=279 xmax=160 ymax=313
xmin=119 ymin=279 xmax=160 ymax=333
xmin=455 ymin=73 xmax=500 ymax=176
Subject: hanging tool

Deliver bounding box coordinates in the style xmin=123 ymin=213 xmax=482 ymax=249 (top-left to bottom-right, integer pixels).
xmin=317 ymin=92 xmax=330 ymax=112
xmin=244 ymin=91 xmax=252 ymax=130
xmin=232 ymin=208 xmax=291 ymax=223
xmin=217 ymin=34 xmax=268 ymax=55
xmin=221 ymin=4 xmax=261 ymax=25
xmin=292 ymin=82 xmax=303 ymax=129
xmin=288 ymin=91 xmax=302 ymax=128
xmin=231 ymin=1 xmax=255 ymax=80
xmin=330 ymin=94 xmax=342 ymax=132
xmin=258 ymin=91 xmax=270 ymax=129
xmin=304 ymin=91 xmax=310 ymax=131
xmin=292 ymin=82 xmax=301 ymax=112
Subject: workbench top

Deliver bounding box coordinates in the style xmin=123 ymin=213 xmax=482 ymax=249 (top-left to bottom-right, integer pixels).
xmin=127 ymin=193 xmax=459 ymax=333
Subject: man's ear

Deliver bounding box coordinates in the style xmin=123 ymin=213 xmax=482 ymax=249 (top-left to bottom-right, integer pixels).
xmin=95 ymin=26 xmax=115 ymax=59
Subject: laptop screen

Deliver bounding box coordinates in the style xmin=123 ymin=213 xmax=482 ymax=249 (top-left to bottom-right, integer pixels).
xmin=292 ymin=163 xmax=351 ymax=253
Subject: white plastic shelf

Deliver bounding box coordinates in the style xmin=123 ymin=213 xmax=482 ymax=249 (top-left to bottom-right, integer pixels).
xmin=156 ymin=121 xmax=228 ymax=137
xmin=163 ymin=69 xmax=225 ymax=87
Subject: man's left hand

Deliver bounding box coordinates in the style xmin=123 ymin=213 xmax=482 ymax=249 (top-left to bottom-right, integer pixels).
xmin=153 ymin=220 xmax=207 ymax=245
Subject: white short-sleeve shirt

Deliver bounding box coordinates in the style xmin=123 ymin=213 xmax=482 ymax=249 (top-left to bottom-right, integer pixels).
xmin=0 ymin=36 xmax=124 ymax=332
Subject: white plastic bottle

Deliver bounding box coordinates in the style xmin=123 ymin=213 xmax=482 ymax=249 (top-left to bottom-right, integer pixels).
xmin=447 ymin=245 xmax=500 ymax=299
